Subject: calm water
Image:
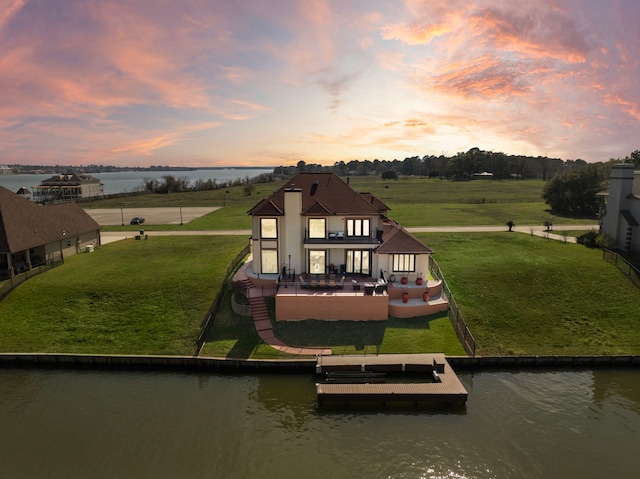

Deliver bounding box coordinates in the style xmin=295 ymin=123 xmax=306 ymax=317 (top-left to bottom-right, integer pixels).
xmin=0 ymin=169 xmax=272 ymax=196
xmin=0 ymin=368 xmax=638 ymax=479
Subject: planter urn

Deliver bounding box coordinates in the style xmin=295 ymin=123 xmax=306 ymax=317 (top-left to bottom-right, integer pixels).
xmin=423 ymin=290 xmax=430 ymax=302
xmin=416 ymin=277 xmax=423 ymax=285
xmin=402 ymin=291 xmax=409 ymax=303
xmin=401 ymin=277 xmax=408 ymax=285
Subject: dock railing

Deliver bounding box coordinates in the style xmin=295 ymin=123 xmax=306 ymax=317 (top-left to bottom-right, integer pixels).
xmin=429 ymin=256 xmax=477 ymax=357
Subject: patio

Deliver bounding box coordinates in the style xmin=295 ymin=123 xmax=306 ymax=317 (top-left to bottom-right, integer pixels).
xmin=243 ymin=260 xmax=449 ymax=321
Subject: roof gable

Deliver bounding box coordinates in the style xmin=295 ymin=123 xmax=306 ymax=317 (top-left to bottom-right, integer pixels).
xmin=248 ymin=172 xmax=386 ymax=217
xmin=0 ymin=186 xmax=100 ymax=253
xmin=375 ymin=220 xmax=434 ymax=254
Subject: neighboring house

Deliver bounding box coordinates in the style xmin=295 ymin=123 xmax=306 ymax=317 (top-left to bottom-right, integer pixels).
xmin=32 ymin=172 xmax=104 ymax=203
xmin=0 ymin=165 xmax=12 ymax=175
xmin=600 ymin=164 xmax=640 ymax=252
xmin=0 ymin=186 xmax=100 ymax=278
xmin=247 ymin=172 xmax=448 ymax=320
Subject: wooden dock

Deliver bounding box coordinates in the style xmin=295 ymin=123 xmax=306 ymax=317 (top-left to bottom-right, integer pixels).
xmin=316 ymin=354 xmax=468 ymax=404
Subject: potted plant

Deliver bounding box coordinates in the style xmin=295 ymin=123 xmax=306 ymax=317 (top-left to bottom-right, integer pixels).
xmin=416 ymin=273 xmax=423 ymax=285
xmin=402 ymin=290 xmax=409 ymax=303
xmin=400 ymin=276 xmax=408 ymax=285
xmin=422 ymin=287 xmax=430 ymax=302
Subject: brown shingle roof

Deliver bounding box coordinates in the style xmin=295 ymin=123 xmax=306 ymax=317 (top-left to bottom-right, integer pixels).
xmin=376 ymin=220 xmax=434 ymax=254
xmin=0 ymin=186 xmax=100 ymax=253
xmin=248 ymin=172 xmax=386 ymax=216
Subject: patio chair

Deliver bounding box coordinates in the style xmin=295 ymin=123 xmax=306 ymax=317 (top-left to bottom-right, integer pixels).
xmin=319 ymin=279 xmax=326 ymax=288
xmin=328 ymin=278 xmax=336 ymax=288
xmin=310 ymin=279 xmax=317 ymax=288
xmin=299 ymin=275 xmax=308 ymax=288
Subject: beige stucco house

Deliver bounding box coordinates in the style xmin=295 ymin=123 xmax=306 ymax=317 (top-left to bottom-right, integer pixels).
xmin=600 ymin=164 xmax=640 ymax=252
xmin=247 ymin=172 xmax=448 ymax=320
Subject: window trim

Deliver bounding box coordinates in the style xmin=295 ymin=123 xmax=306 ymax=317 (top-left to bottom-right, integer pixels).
xmin=308 ymin=218 xmax=326 ymax=239
xmin=392 ymin=254 xmax=416 ymax=273
xmin=346 ymin=218 xmax=370 ymax=237
xmin=260 ymin=218 xmax=278 ymax=239
xmin=261 ymin=248 xmax=278 ymax=274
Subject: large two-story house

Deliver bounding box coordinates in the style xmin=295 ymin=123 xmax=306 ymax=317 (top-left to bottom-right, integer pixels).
xmin=247 ymin=172 xmax=448 ymax=320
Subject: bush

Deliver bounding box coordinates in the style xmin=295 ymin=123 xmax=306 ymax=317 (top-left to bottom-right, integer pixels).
xmin=577 ymin=229 xmax=616 ymax=249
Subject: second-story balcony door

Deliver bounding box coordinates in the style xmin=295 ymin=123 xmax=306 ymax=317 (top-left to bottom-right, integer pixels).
xmin=346 ymin=250 xmax=370 ymax=275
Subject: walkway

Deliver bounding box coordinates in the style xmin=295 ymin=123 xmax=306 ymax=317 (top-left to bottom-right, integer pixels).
xmin=233 ymin=258 xmax=331 ymax=357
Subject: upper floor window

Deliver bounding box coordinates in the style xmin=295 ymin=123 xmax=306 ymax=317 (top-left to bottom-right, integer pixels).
xmin=347 ymin=218 xmax=370 ymax=237
xmin=393 ymin=254 xmax=415 ymax=273
xmin=260 ymin=218 xmax=277 ymax=239
xmin=308 ymin=218 xmax=326 ymax=239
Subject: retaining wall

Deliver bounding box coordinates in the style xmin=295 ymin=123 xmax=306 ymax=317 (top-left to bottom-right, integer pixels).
xmin=1 ymin=353 xmax=638 ymax=373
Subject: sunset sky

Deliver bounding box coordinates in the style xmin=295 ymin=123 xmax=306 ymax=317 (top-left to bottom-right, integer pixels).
xmin=1 ymin=0 xmax=639 ymax=167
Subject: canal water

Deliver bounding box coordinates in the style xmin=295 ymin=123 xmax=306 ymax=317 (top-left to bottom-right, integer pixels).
xmin=1 ymin=368 xmax=638 ymax=478
xmin=0 ymin=168 xmax=273 ymax=196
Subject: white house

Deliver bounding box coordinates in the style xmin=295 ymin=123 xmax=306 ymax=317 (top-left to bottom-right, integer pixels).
xmin=601 ymin=164 xmax=640 ymax=252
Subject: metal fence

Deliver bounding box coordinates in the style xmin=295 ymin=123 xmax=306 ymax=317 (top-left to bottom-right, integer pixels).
xmin=194 ymin=241 xmax=251 ymax=356
xmin=429 ymin=256 xmax=477 ymax=357
xmin=0 ymin=257 xmax=64 ymax=301
xmin=603 ymin=249 xmax=640 ymax=288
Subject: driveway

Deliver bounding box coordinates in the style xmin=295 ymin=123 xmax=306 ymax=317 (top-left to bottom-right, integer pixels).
xmin=84 ymin=207 xmax=219 ymax=226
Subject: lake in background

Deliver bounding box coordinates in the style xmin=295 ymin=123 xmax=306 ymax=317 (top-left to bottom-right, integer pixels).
xmin=0 ymin=168 xmax=273 ymax=196
xmin=0 ymin=367 xmax=638 ymax=478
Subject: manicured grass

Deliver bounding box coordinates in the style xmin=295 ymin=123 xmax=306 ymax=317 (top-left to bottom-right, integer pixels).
xmin=89 ymin=176 xmax=597 ymax=230
xmin=389 ymin=202 xmax=592 ymax=227
xmin=0 ymin=236 xmax=247 ymax=355
xmin=417 ymin=232 xmax=640 ymax=356
xmin=272 ymin=312 xmax=467 ymax=356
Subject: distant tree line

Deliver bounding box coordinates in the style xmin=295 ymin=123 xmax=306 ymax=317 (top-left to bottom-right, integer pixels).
xmin=141 ymin=172 xmax=277 ymax=194
xmin=274 ymin=148 xmax=640 ymax=181
xmin=273 ymin=148 xmax=581 ymax=180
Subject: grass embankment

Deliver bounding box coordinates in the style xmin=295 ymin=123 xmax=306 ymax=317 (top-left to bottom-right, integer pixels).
xmin=0 ymin=236 xmax=247 ymax=355
xmin=1 ymin=231 xmax=637 ymax=358
xmin=418 ymin=232 xmax=640 ymax=356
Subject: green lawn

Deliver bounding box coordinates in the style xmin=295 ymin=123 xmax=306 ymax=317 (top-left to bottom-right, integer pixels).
xmin=90 ymin=176 xmax=598 ymax=231
xmin=0 ymin=236 xmax=247 ymax=355
xmin=418 ymin=232 xmax=640 ymax=356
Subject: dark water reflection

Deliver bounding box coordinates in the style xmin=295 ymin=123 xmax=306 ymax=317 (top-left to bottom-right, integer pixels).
xmin=0 ymin=368 xmax=638 ymax=478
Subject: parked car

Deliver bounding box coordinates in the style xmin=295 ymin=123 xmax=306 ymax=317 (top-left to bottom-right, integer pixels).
xmin=130 ymin=216 xmax=145 ymax=225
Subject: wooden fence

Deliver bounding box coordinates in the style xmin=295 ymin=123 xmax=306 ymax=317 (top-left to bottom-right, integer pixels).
xmin=0 ymin=257 xmax=64 ymax=301
xmin=429 ymin=256 xmax=477 ymax=357
xmin=603 ymin=249 xmax=640 ymax=288
xmin=194 ymin=241 xmax=251 ymax=356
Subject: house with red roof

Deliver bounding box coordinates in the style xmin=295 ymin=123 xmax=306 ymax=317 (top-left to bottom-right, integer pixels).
xmin=247 ymin=172 xmax=448 ymax=320
xmin=0 ymin=186 xmax=100 ymax=278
